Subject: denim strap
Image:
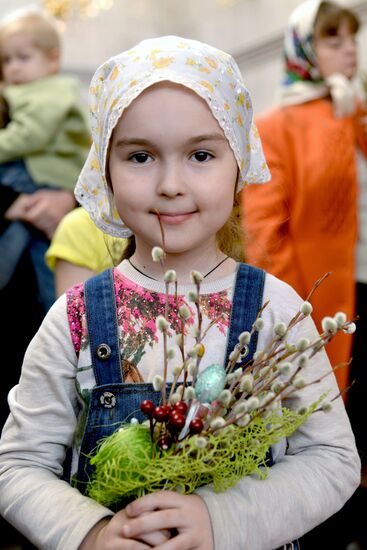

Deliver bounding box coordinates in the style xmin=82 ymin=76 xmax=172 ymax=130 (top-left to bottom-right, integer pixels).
xmin=84 ymin=268 xmax=122 ymax=385
xmin=224 ymin=263 xmax=265 ymax=365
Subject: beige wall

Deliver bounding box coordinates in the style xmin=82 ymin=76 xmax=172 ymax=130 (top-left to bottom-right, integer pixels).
xmin=0 ymin=0 xmax=366 ymax=113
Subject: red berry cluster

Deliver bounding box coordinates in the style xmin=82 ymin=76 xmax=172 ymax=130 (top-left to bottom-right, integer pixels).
xmin=140 ymin=399 xmax=204 ymax=450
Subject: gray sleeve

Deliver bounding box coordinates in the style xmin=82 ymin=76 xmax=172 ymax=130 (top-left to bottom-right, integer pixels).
xmin=0 ymin=295 xmax=113 ymax=550
xmin=196 ymin=275 xmax=361 ymax=550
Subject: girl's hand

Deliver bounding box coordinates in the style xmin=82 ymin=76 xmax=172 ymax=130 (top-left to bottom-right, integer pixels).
xmin=123 ymin=491 xmax=214 ymax=550
xmin=79 ymin=509 xmax=170 ymax=549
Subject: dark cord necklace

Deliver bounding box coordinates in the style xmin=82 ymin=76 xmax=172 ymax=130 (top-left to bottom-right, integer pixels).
xmin=127 ymin=256 xmax=230 ymax=281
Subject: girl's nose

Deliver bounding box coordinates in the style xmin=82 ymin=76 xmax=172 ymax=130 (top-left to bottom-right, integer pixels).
xmin=156 ymin=163 xmax=185 ymax=197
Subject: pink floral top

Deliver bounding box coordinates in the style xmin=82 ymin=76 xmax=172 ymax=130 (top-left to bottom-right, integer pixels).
xmin=66 ymin=263 xmax=234 ymax=389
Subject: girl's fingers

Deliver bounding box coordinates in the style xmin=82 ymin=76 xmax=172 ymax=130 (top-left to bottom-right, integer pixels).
xmin=150 ymin=532 xmax=193 ymax=550
xmin=81 ymin=514 xmax=153 ymax=550
xmin=139 ymin=528 xmax=171 ymax=546
xmin=121 ymin=509 xmax=171 ymax=546
xmin=122 ymin=494 xmax=212 ymax=548
xmin=121 ymin=541 xmax=151 ymax=550
xmin=122 ymin=510 xmax=179 ymax=539
xmin=126 ymin=491 xmax=182 ymax=517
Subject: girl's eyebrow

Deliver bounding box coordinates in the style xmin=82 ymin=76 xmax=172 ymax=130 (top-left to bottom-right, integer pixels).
xmin=114 ymin=138 xmax=154 ymax=148
xmin=114 ymin=133 xmax=227 ymax=148
xmin=188 ymin=133 xmax=228 ymax=145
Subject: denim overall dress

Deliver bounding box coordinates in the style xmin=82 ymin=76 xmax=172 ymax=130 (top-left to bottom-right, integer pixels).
xmin=74 ymin=264 xmax=299 ymax=550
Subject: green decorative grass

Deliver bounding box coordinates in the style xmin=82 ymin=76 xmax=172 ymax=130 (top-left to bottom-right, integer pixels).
xmin=86 ymin=402 xmax=319 ymax=507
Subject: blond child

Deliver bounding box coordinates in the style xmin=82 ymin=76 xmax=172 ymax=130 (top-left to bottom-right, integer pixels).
xmin=0 ymin=7 xmax=90 ymax=311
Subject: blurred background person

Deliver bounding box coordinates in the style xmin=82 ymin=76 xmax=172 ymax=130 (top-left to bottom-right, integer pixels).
xmin=0 ymin=7 xmax=90 ymax=312
xmin=46 ymin=206 xmax=126 ymax=296
xmin=242 ymin=0 xmax=366 ymax=393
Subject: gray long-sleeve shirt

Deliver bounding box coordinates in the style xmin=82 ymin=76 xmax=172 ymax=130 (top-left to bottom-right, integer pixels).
xmin=0 ymin=269 xmax=361 ymax=549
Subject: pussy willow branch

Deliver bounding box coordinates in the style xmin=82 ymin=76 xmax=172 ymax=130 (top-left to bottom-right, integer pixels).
xmin=225 ymin=300 xmax=270 ymax=374
xmin=212 ymin=355 xmax=350 ymax=435
xmin=306 ymin=272 xmax=332 ymax=301
xmin=175 ymin=289 xmax=189 ymax=396
xmin=153 ymin=208 xmax=166 ymax=252
xmin=192 ymin=282 xmax=203 ymax=386
xmin=162 ymin=281 xmax=170 ymax=405
xmin=313 ymin=375 xmax=355 ymax=412
xmin=212 ymin=315 xmax=353 ymax=432
xmin=289 ymin=272 xmax=331 ymax=328
xmin=153 ymin=208 xmax=169 ymax=403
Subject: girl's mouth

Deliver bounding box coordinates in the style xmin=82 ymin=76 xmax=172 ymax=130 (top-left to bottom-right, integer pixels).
xmin=153 ymin=211 xmax=196 ymax=224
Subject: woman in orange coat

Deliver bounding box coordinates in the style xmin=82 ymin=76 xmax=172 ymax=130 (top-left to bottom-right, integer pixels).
xmin=242 ymin=0 xmax=366 ymax=393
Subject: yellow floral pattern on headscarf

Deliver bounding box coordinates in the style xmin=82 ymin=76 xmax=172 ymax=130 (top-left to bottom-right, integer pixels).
xmin=75 ymin=35 xmax=270 ymax=238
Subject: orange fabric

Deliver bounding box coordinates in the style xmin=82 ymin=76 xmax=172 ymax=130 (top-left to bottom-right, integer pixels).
xmin=242 ymin=99 xmax=367 ymax=391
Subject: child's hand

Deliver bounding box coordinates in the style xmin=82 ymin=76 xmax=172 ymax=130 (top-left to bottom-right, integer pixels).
xmin=123 ymin=491 xmax=214 ymax=550
xmin=79 ymin=509 xmax=171 ymax=549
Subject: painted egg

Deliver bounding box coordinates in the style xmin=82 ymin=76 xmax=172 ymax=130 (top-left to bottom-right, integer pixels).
xmin=195 ymin=363 xmax=226 ymax=403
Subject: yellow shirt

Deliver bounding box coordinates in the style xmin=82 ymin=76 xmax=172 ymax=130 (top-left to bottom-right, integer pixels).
xmin=46 ymin=207 xmax=126 ymax=272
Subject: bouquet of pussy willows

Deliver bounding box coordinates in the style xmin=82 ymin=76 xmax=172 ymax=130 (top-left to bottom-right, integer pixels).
xmin=86 ymin=248 xmax=356 ymax=508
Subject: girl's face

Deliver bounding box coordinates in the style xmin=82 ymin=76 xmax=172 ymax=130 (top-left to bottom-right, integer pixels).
xmin=314 ymin=19 xmax=358 ymax=80
xmin=108 ymin=82 xmax=238 ymax=260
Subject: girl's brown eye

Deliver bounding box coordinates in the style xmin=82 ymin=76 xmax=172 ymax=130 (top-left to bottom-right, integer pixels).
xmin=192 ymin=151 xmax=213 ymax=162
xmin=130 ymin=152 xmax=152 ymax=163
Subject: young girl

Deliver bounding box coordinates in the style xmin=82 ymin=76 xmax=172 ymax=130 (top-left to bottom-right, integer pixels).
xmin=0 ymin=35 xmax=360 ymax=550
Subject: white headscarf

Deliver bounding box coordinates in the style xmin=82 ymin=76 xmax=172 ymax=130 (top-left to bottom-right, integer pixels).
xmin=75 ymin=35 xmax=270 ymax=238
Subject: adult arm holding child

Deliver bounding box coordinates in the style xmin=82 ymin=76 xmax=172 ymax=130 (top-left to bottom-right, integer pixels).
xmin=6 ymin=188 xmax=76 ymax=239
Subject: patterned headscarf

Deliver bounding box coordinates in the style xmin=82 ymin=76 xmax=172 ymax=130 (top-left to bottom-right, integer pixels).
xmin=279 ymin=0 xmax=360 ymax=112
xmin=75 ymin=35 xmax=270 ymax=238
xmin=283 ymin=0 xmax=323 ymax=86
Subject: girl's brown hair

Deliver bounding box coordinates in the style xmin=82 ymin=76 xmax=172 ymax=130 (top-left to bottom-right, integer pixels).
xmin=314 ymin=1 xmax=360 ymax=38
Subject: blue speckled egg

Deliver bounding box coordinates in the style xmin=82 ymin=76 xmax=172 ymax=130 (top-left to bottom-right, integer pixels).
xmin=195 ymin=363 xmax=226 ymax=403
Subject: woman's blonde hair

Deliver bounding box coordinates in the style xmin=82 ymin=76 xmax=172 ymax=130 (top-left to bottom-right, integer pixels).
xmin=0 ymin=8 xmax=61 ymax=55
